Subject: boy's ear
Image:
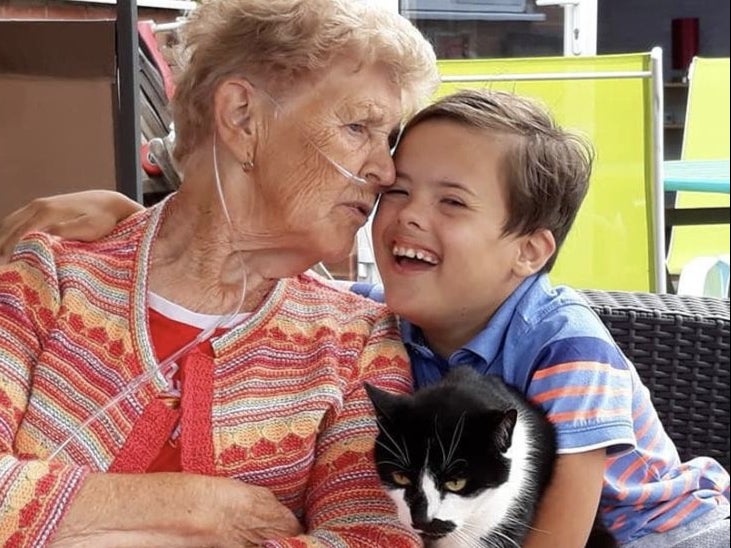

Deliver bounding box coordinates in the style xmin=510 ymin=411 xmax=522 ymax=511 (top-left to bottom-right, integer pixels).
xmin=513 ymin=228 xmax=556 ymax=277
xmin=213 ymin=78 xmax=259 ymax=164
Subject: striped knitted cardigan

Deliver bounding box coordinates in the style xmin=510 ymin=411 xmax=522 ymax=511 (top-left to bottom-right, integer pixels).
xmin=0 ymin=203 xmax=418 ymax=548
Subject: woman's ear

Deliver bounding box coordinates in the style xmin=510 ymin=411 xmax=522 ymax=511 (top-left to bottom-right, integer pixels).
xmin=513 ymin=228 xmax=556 ymax=277
xmin=213 ymin=78 xmax=259 ymax=165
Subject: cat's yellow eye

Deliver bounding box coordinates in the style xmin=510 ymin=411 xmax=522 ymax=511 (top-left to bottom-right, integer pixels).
xmin=443 ymin=478 xmax=467 ymax=492
xmin=391 ymin=472 xmax=412 ymax=486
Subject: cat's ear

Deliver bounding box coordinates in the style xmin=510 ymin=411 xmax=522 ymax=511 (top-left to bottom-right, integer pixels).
xmin=496 ymin=409 xmax=518 ymax=453
xmin=364 ymin=383 xmax=402 ymax=421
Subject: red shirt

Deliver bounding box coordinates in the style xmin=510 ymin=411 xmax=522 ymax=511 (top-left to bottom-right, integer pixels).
xmin=146 ymin=308 xmax=222 ymax=472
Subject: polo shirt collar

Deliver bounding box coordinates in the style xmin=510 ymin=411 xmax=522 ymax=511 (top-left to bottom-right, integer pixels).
xmin=402 ymin=274 xmax=541 ymax=372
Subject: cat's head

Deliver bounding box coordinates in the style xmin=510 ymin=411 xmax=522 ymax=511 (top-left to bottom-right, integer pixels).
xmin=365 ymin=380 xmax=519 ymax=544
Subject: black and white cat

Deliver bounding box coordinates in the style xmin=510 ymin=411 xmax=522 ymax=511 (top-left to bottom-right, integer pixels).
xmin=366 ymin=366 xmax=616 ymax=548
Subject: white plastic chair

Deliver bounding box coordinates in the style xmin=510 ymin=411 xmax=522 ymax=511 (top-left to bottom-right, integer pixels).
xmin=676 ymin=254 xmax=730 ymax=298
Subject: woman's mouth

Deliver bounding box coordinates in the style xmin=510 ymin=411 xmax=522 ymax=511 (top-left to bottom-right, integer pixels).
xmin=343 ymin=201 xmax=373 ymax=221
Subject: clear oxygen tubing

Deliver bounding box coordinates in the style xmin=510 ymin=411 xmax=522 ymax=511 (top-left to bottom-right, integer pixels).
xmin=49 ymin=133 xmax=248 ymax=460
xmin=258 ymin=87 xmax=371 ymax=188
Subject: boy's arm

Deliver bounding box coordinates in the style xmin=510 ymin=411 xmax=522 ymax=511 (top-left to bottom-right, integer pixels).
xmin=518 ymin=314 xmax=635 ymax=548
xmin=523 ymin=449 xmax=607 ymax=548
xmin=0 ymin=190 xmax=142 ymax=263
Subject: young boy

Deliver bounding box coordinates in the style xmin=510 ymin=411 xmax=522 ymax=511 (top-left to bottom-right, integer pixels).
xmin=352 ymin=89 xmax=730 ymax=547
xmin=1 ymin=90 xmax=728 ymax=547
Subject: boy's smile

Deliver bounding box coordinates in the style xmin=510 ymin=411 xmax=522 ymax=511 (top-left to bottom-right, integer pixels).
xmin=372 ymin=118 xmax=530 ymax=357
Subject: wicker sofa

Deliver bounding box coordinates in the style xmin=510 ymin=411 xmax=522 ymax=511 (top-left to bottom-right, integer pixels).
xmin=580 ymin=290 xmax=730 ymax=471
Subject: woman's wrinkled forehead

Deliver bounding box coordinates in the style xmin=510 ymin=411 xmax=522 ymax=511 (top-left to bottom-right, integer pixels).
xmin=281 ymin=59 xmax=405 ymax=125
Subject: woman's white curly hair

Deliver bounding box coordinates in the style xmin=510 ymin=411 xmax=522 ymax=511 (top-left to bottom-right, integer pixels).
xmin=171 ymin=0 xmax=439 ymax=162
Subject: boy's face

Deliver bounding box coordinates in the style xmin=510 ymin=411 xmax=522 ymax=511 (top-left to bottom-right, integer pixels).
xmin=372 ymin=119 xmax=531 ymax=347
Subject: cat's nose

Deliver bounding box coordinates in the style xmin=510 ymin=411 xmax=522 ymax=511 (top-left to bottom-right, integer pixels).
xmin=413 ymin=518 xmax=456 ymax=539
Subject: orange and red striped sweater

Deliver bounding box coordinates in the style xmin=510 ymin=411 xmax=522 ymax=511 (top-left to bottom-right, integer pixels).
xmin=0 ymin=205 xmax=418 ymax=547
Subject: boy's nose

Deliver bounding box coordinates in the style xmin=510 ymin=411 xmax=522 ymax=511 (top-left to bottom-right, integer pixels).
xmin=397 ymin=202 xmax=426 ymax=231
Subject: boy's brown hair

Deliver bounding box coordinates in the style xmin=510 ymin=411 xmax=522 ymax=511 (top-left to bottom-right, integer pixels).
xmin=399 ymin=88 xmax=594 ymax=272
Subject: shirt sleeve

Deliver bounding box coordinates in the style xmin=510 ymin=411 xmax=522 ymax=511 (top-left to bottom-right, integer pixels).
xmin=350 ymin=282 xmax=385 ymax=303
xmin=263 ymin=310 xmax=419 ymax=548
xmin=0 ymin=237 xmax=89 ymax=546
xmin=526 ymin=335 xmax=636 ymax=456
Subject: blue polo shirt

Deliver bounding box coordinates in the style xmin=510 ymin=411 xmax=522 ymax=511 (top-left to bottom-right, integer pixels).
xmin=351 ymin=274 xmax=729 ymax=543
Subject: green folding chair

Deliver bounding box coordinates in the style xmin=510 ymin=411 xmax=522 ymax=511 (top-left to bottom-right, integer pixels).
xmin=437 ymin=52 xmax=662 ymax=292
xmin=666 ymin=57 xmax=730 ymax=282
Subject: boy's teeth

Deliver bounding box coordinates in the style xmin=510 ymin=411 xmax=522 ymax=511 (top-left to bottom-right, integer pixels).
xmin=392 ymin=245 xmax=439 ymax=265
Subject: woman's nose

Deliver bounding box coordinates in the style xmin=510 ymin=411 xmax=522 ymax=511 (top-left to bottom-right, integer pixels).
xmin=362 ymin=141 xmax=396 ymax=190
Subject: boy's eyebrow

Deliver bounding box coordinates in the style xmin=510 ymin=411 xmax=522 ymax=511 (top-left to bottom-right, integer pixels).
xmin=394 ymin=172 xmax=478 ymax=197
xmin=438 ymin=180 xmax=477 ymax=196
xmin=394 ymin=170 xmax=412 ymax=182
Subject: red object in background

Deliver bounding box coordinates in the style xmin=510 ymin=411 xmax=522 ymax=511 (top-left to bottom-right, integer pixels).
xmin=672 ymin=17 xmax=699 ymax=72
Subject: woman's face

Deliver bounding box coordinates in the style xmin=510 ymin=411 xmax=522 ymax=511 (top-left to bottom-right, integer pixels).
xmin=256 ymin=59 xmax=403 ymax=265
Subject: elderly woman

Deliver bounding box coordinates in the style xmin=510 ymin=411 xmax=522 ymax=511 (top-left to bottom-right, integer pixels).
xmin=0 ymin=0 xmax=438 ymax=546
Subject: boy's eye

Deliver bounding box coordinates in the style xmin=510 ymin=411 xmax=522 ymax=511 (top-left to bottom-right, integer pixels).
xmin=382 ymin=188 xmax=409 ymax=197
xmin=391 ymin=471 xmax=412 ymax=486
xmin=442 ymin=198 xmax=466 ymax=208
xmin=443 ymin=478 xmax=467 ymax=492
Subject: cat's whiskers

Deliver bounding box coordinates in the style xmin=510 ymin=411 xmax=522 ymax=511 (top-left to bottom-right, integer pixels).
xmin=459 ymin=522 xmax=514 ymax=548
xmin=434 ymin=414 xmax=448 ymax=467
xmin=375 ymin=418 xmax=410 ymax=465
xmin=498 ymin=513 xmax=549 ymax=535
xmin=448 ymin=524 xmax=485 ymax=548
xmin=484 ymin=527 xmax=521 ymax=548
xmin=435 ymin=411 xmax=467 ymax=474
xmin=376 ymin=459 xmax=408 ymax=468
xmin=375 ymin=438 xmax=409 ymax=466
xmin=445 ymin=412 xmax=466 ymax=469
xmin=444 ymin=457 xmax=468 ymax=476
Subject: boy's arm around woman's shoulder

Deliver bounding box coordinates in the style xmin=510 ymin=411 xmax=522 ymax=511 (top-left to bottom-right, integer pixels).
xmin=0 ymin=190 xmax=142 ymax=265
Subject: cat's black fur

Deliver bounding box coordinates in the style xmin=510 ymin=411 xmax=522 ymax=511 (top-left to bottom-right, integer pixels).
xmin=366 ymin=366 xmax=617 ymax=548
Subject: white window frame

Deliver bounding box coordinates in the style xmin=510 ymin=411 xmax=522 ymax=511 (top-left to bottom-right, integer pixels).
xmin=64 ymin=0 xmax=197 ymax=10
xmin=533 ymin=0 xmax=597 ymax=56
xmin=396 ymin=0 xmax=597 ymax=57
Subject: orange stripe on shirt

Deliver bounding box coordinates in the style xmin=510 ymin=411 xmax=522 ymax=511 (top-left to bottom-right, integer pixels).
xmin=634 ymin=410 xmax=656 ymax=441
xmin=532 ymin=361 xmax=624 ymax=381
xmin=532 ymin=385 xmax=631 ymax=405
xmin=617 ymin=455 xmax=648 ymax=490
xmin=656 ymin=498 xmax=702 ymax=532
xmin=632 ymin=397 xmax=648 ymax=421
xmin=549 ymin=406 xmax=627 ymax=424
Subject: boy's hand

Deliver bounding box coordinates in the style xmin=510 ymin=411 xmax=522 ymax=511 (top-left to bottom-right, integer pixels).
xmin=0 ymin=190 xmax=143 ymax=264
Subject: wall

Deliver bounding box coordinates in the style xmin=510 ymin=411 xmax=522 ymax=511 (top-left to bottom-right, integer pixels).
xmin=598 ymin=0 xmax=730 ymax=80
xmin=0 ymin=0 xmax=179 ymax=23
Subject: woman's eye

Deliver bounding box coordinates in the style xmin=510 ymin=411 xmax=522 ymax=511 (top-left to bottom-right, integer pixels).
xmin=347 ymin=123 xmax=367 ymax=136
xmin=392 ymin=471 xmax=412 ymax=486
xmin=443 ymin=478 xmax=467 ymax=492
xmin=388 ymin=129 xmax=402 ymax=149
